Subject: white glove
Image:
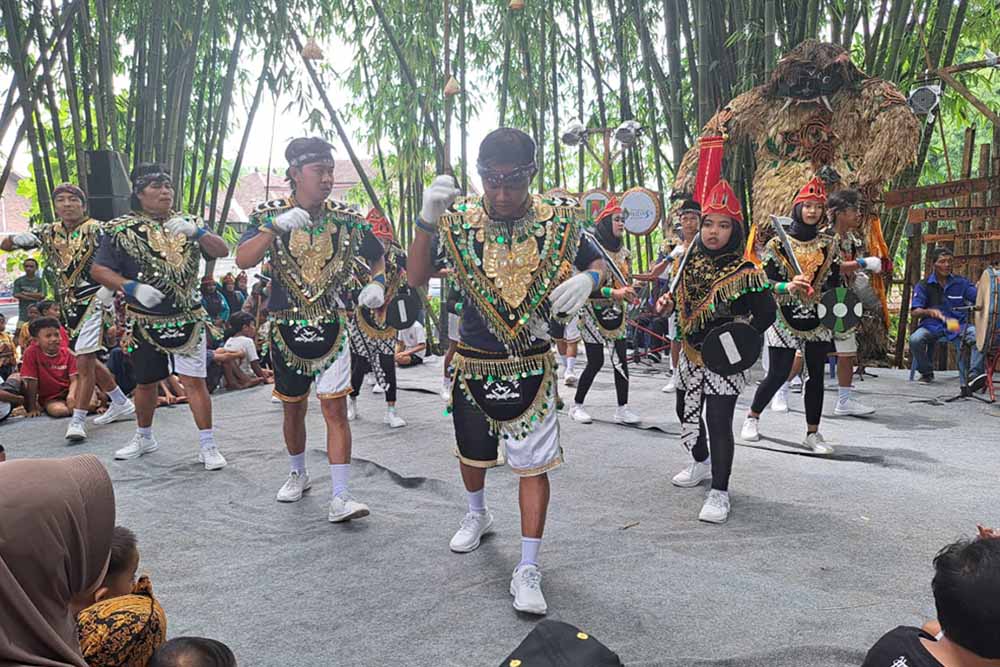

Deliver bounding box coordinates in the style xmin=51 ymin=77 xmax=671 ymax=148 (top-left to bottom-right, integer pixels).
xmin=164 ymin=216 xmax=199 ymax=238
xmin=11 ymin=232 xmax=40 ymax=249
xmin=358 ymin=282 xmax=386 ymax=309
xmin=125 ymin=281 xmax=166 ymax=309
xmin=95 ymin=286 xmax=116 ymax=306
xmin=272 ymin=207 xmax=312 ymax=232
xmin=419 ymin=175 xmax=461 ymax=225
xmin=550 ymin=272 xmax=597 ymax=319
xmin=857 ymin=256 xmax=883 ymax=274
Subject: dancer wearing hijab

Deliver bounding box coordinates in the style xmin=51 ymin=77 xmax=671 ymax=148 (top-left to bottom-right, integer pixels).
xmin=657 ymin=180 xmax=776 ymax=523
xmin=740 ymin=176 xmax=841 ymax=454
xmin=0 ymin=454 xmax=115 ymax=667
xmin=569 ymin=197 xmax=641 ymax=425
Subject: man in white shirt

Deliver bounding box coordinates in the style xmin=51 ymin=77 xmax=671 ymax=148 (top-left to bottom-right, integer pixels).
xmin=395 ymin=321 xmax=427 ymax=367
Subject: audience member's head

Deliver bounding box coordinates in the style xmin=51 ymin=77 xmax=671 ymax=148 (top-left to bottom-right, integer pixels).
xmin=201 ymin=276 xmax=217 ymax=294
xmin=0 ymin=312 xmax=7 ymax=333
xmin=22 ymin=257 xmax=38 ymax=277
xmin=96 ymin=526 xmax=140 ymax=601
xmin=150 ymin=637 xmax=237 ymax=667
xmin=930 ymin=246 xmax=954 ymax=278
xmin=77 ymin=575 xmax=166 ymax=667
xmin=226 ymin=312 xmax=256 ymax=340
xmin=25 ymin=303 xmax=40 ymax=322
xmin=932 ymin=537 xmax=1000 ymax=658
xmin=30 ymin=317 xmax=64 ymax=354
xmin=0 ymin=455 xmax=115 ymax=665
xmin=36 ymin=299 xmax=60 ymax=319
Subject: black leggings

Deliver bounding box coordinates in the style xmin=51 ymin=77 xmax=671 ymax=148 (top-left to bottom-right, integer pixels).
xmin=349 ymin=352 xmax=397 ymax=403
xmin=574 ymin=339 xmax=629 ymax=406
xmin=676 ymin=391 xmax=739 ymax=491
xmin=750 ymin=342 xmax=831 ymax=427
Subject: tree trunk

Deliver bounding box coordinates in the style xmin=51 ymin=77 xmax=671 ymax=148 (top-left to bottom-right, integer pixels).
xmin=207 ymin=9 xmax=247 ymax=230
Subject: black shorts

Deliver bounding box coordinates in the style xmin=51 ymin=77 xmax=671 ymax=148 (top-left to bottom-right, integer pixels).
xmin=130 ymin=335 xmax=172 ymax=385
xmin=451 ymin=381 xmax=500 ymax=466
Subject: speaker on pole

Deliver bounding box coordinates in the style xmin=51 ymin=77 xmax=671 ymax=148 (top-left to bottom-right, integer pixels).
xmin=85 ymin=150 xmax=131 ymax=221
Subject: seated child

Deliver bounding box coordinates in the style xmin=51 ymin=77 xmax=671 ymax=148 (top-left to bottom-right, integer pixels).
xmin=395 ymin=320 xmax=427 ymax=368
xmin=0 ymin=312 xmax=16 ymax=378
xmin=221 ymin=312 xmax=273 ymax=389
xmin=150 ymin=637 xmax=237 ymax=667
xmin=21 ymin=317 xmax=87 ymax=418
xmin=16 ymin=303 xmax=40 ymax=358
xmin=158 ymin=374 xmax=188 ymax=405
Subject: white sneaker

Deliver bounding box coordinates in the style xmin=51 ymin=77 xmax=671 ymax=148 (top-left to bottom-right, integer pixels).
xmin=384 ymin=409 xmax=407 ymax=428
xmin=770 ymin=389 xmax=789 ymax=413
xmin=790 ymin=376 xmax=803 ymax=393
xmin=740 ymin=417 xmax=760 ymax=442
xmin=563 ymin=371 xmax=578 ymax=387
xmin=834 ymin=397 xmax=875 ymax=416
xmin=803 ymin=432 xmax=834 ymax=455
xmin=65 ymin=420 xmax=87 ymax=443
xmin=441 ymin=379 xmax=452 ymax=401
xmin=114 ymin=434 xmax=159 ymax=460
xmin=270 ymin=394 xmax=282 ymax=403
xmin=672 ymin=459 xmax=712 ymax=488
xmin=93 ymin=399 xmax=136 ymax=425
xmin=614 ymin=405 xmax=640 ymax=424
xmin=276 ymin=471 xmax=312 ymax=502
xmin=198 ymin=447 xmax=228 ymax=470
xmin=510 ymin=565 xmax=547 ymax=615
xmin=372 ymin=383 xmax=385 ymax=395
xmin=569 ymin=404 xmax=592 ymax=424
xmin=449 ymin=510 xmax=494 ymax=553
xmin=347 ymin=397 xmax=358 ymax=421
xmin=699 ymin=489 xmax=731 ymax=524
xmin=661 ymin=375 xmax=677 ymax=393
xmin=328 ymin=493 xmax=370 ymax=522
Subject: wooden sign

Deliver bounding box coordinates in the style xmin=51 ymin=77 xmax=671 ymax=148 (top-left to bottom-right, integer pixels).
xmin=885 ymin=176 xmax=997 ymax=208
xmin=907 ymin=205 xmax=1000 ymax=224
xmin=922 ymin=229 xmax=1000 ymax=244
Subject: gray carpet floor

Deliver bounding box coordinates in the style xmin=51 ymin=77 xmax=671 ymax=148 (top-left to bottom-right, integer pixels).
xmin=3 ymin=354 xmax=997 ymax=666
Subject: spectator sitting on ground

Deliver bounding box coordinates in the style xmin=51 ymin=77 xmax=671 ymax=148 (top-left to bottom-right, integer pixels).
xmin=16 ymin=302 xmax=40 ymax=357
xmin=220 ymin=273 xmax=245 ymax=315
xmin=0 ymin=313 xmax=16 ymax=378
xmin=235 ymin=271 xmax=249 ymax=299
xmin=12 ymin=256 xmax=46 ymax=323
xmin=36 ymin=299 xmax=70 ymax=348
xmin=0 ymin=372 xmax=25 ymax=423
xmin=0 ymin=455 xmax=115 ymax=665
xmin=158 ymin=374 xmax=188 ymax=405
xmin=150 ymin=637 xmax=237 ymax=667
xmin=77 ymin=526 xmax=167 ymax=667
xmin=200 ymin=275 xmax=230 ymax=328
xmin=21 ymin=317 xmax=86 ymax=418
xmin=395 ymin=320 xmax=427 ymax=368
xmin=221 ymin=312 xmax=272 ymax=389
xmin=861 ymin=531 xmax=1000 ymax=667
xmin=105 ymin=326 xmax=137 ymax=397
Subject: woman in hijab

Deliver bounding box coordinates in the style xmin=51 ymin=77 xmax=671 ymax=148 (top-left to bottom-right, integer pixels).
xmin=220 ymin=274 xmax=245 ymax=315
xmin=0 ymin=454 xmax=116 ymax=666
xmin=657 ymin=180 xmax=776 ymax=524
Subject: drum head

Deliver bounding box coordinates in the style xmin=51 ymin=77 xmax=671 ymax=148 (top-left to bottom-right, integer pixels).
xmin=385 ymin=289 xmax=421 ymax=330
xmin=580 ymin=189 xmax=612 ymax=226
xmin=701 ymin=322 xmax=762 ymax=375
xmin=621 ymin=187 xmax=662 ymax=236
xmin=974 ymin=267 xmax=1000 ymax=353
xmin=817 ymin=287 xmax=863 ymax=333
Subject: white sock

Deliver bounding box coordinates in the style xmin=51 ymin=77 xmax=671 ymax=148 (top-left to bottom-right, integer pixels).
xmin=107 ymin=386 xmax=128 ymax=405
xmin=386 ymin=405 xmax=396 ymax=415
xmin=198 ymin=429 xmax=215 ymax=451
xmin=467 ymin=488 xmax=486 ymax=514
xmin=137 ymin=426 xmax=153 ymax=439
xmin=566 ymin=357 xmax=576 ymax=375
xmin=518 ymin=537 xmax=542 ymax=568
xmin=838 ymin=387 xmax=851 ymax=405
xmin=330 ymin=463 xmax=350 ymax=499
xmin=557 ymin=353 xmax=566 ymax=369
xmin=72 ymin=409 xmax=88 ymax=424
xmin=289 ymin=452 xmax=306 ymax=475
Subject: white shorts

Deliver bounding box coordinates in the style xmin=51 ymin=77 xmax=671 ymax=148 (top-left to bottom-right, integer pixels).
xmin=563 ymin=315 xmax=580 ymax=343
xmin=833 ymin=333 xmax=858 ymax=356
xmin=448 ymin=313 xmax=461 ymax=343
xmin=504 ymin=402 xmax=562 ymax=476
xmin=169 ymin=331 xmax=208 ymax=379
xmin=668 ymin=313 xmax=678 ymax=341
xmin=72 ymin=306 xmax=104 ymax=355
xmin=315 ymin=345 xmax=352 ymax=399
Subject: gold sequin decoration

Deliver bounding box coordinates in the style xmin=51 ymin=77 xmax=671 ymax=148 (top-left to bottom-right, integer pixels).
xmin=287 ymin=228 xmax=335 ymax=286
xmin=144 ymin=224 xmax=188 ymax=265
xmin=483 ymin=235 xmax=540 ymax=308
xmin=790 ymin=238 xmax=824 ymax=283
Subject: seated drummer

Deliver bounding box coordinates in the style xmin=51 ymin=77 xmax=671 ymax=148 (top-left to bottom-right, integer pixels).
xmin=909 ymin=246 xmax=985 ymax=385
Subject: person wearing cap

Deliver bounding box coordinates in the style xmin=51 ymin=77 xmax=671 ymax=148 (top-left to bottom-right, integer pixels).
xmin=656 ymin=180 xmax=776 ymax=523
xmin=3 ymin=183 xmax=135 ymax=443
xmin=235 ymin=137 xmax=386 ymax=522
xmin=345 ymin=208 xmax=407 ymax=429
xmin=740 ymin=176 xmax=843 ymax=454
xmin=91 ymin=163 xmax=231 ymax=470
xmin=568 ymin=196 xmax=642 ymax=426
xmin=406 ymin=127 xmax=606 ymax=616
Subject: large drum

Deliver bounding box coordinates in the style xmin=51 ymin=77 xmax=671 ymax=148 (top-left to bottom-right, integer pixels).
xmin=620 ymin=187 xmax=662 ymax=236
xmin=974 ymin=267 xmax=1000 ymax=354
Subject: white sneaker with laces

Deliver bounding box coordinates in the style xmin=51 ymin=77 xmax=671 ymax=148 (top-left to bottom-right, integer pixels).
xmin=114 ymin=434 xmax=159 ymax=460
xmin=328 ymin=493 xmax=370 ymax=522
xmin=699 ymin=489 xmax=731 ymax=524
xmin=198 ymin=447 xmax=228 ymax=471
xmin=569 ymin=404 xmax=592 ymax=424
xmin=740 ymin=417 xmax=760 ymax=442
xmin=65 ymin=420 xmax=87 ymax=443
xmin=770 ymin=388 xmax=789 ymax=413
xmin=372 ymin=383 xmax=386 ymax=395
xmin=834 ymin=397 xmax=875 ymax=416
xmin=347 ymin=397 xmax=358 ymax=421
xmin=384 ymin=408 xmax=407 ymax=428
xmin=672 ymin=459 xmax=712 ymax=488
xmin=614 ymin=405 xmax=640 ymax=424
xmin=93 ymin=399 xmax=136 ymax=425
xmin=563 ymin=371 xmax=578 ymax=387
xmin=803 ymin=432 xmax=834 ymax=455
xmin=661 ymin=375 xmax=677 ymax=393
xmin=270 ymin=394 xmax=282 ymax=403
xmin=449 ymin=511 xmax=494 ymax=553
xmin=276 ymin=471 xmax=312 ymax=502
xmin=440 ymin=379 xmax=452 ymax=401
xmin=510 ymin=565 xmax=548 ymax=615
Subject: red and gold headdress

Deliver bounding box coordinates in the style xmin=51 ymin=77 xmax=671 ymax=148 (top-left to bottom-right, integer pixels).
xmin=595 ymin=196 xmax=622 ymax=223
xmin=366 ymin=208 xmax=394 ymax=242
xmin=701 ymin=179 xmax=743 ymax=223
xmin=793 ymin=176 xmax=828 ymax=207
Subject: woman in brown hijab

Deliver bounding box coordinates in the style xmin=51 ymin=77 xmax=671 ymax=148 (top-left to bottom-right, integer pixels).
xmin=0 ymin=455 xmax=116 ymax=667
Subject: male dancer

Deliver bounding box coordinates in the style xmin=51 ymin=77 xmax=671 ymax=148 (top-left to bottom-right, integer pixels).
xmin=236 ymin=138 xmax=386 ymax=521
xmin=91 ymin=165 xmax=229 ymax=469
xmin=3 ymin=183 xmax=134 ymax=441
xmin=407 ymin=128 xmax=605 ymax=615
xmin=346 ymin=208 xmax=406 ymax=428
xmin=662 ymin=199 xmax=701 ymax=393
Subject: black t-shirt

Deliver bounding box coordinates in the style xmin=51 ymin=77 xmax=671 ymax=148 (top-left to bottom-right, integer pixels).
xmin=862 ymin=626 xmax=944 ymax=667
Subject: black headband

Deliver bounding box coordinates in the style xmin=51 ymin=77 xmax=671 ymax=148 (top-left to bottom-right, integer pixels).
xmin=476 ymin=161 xmax=537 ymax=185
xmin=289 ymin=152 xmax=335 ymax=168
xmin=132 ymin=173 xmax=171 ymax=194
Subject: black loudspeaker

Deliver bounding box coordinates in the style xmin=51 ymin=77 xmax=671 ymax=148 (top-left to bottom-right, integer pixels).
xmin=85 ymin=150 xmax=131 ymax=222
xmin=500 ymin=621 xmax=623 ymax=667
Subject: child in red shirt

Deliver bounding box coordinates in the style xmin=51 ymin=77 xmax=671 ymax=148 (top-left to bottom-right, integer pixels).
xmin=21 ymin=316 xmax=78 ymax=418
